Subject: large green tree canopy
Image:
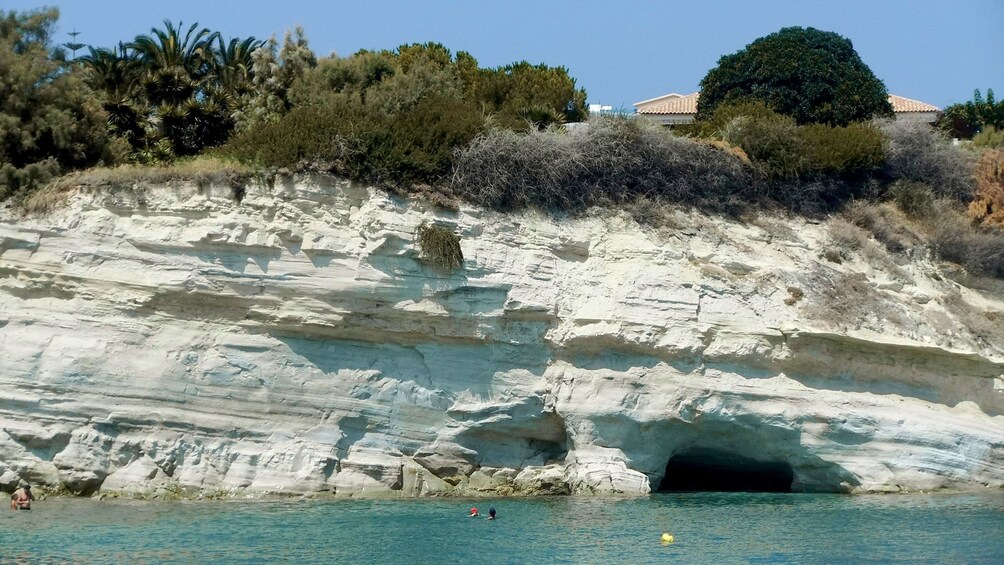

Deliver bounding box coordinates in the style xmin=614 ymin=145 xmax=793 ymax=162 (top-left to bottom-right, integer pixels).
xmin=696 ymin=27 xmax=893 ymax=126
xmin=0 ymin=7 xmax=121 ymax=201
xmin=939 ymin=88 xmax=1004 ymax=139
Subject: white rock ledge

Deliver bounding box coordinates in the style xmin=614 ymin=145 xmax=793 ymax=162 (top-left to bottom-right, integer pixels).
xmin=1 ymin=175 xmax=1002 ymax=498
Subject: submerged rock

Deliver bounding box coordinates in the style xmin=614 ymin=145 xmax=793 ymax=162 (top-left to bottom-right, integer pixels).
xmin=1 ymin=175 xmax=1002 ymax=498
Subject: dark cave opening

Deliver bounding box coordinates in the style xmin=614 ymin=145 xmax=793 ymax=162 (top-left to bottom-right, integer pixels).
xmin=658 ymin=448 xmax=794 ymax=493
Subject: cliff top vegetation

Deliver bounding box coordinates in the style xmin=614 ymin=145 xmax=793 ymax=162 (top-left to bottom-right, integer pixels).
xmin=2 ymin=8 xmax=1002 ymax=279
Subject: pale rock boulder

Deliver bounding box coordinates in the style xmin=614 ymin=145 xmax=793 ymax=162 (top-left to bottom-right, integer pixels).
xmin=514 ymin=465 xmax=571 ymax=495
xmin=564 ymin=447 xmax=650 ymax=494
xmin=100 ymin=456 xmax=171 ymax=495
xmin=401 ymin=457 xmax=454 ymax=496
xmin=413 ymin=440 xmax=479 ymax=480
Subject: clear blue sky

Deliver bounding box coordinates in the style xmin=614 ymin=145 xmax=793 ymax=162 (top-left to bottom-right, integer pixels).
xmin=8 ymin=0 xmax=1004 ymax=110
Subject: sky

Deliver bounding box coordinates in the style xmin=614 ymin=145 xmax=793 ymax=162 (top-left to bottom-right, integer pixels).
xmin=7 ymin=0 xmax=1004 ymax=110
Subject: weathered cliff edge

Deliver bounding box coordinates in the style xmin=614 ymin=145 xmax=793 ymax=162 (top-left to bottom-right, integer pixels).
xmin=1 ymin=176 xmax=1003 ymax=498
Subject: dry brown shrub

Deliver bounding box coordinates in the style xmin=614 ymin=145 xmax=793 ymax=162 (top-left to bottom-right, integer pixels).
xmin=888 ymin=180 xmax=936 ymax=219
xmin=741 ymin=211 xmax=803 ymax=243
xmin=843 ymin=200 xmax=923 ymax=254
xmin=623 ymin=197 xmax=688 ymax=229
xmin=784 ymin=286 xmax=804 ymax=305
xmin=822 ymin=248 xmax=843 ymax=264
xmin=15 ymin=157 xmax=254 ymax=216
xmin=930 ymin=200 xmax=1004 ymax=279
xmin=826 ymin=215 xmax=913 ymax=281
xmin=450 ymin=117 xmax=752 ymax=213
xmin=940 ymin=289 xmax=1004 ymax=348
xmin=877 ymin=119 xmax=976 ymax=200
xmin=826 ymin=218 xmax=867 ymax=261
xmin=17 ymin=181 xmax=67 ymax=215
xmin=968 ymin=149 xmax=1004 ymax=229
xmin=698 ymin=263 xmax=736 ymax=282
xmin=699 ymin=138 xmax=751 ymax=164
xmin=803 ymin=270 xmax=904 ymax=330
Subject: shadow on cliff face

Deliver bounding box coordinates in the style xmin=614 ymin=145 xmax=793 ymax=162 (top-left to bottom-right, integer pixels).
xmin=659 ymin=448 xmax=794 ymax=492
xmin=449 ymin=398 xmax=569 ymax=470
xmin=650 ymin=435 xmax=861 ymax=494
xmin=276 ymin=336 xmax=550 ymax=395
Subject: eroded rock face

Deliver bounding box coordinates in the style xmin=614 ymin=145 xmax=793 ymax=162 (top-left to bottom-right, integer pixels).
xmin=1 ymin=176 xmax=1002 ymax=497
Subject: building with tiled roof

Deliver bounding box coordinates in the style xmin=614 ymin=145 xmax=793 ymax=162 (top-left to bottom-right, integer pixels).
xmin=886 ymin=94 xmax=940 ymax=123
xmin=633 ymin=92 xmax=700 ymax=126
xmin=634 ymin=92 xmax=940 ymax=126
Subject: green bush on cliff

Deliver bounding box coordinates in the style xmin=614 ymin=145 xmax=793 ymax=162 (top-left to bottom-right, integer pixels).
xmin=220 ymin=41 xmax=589 ymax=186
xmin=222 ymin=94 xmax=484 ymax=185
xmin=416 ymin=222 xmax=464 ymax=270
xmin=691 ymin=101 xmax=886 ymax=210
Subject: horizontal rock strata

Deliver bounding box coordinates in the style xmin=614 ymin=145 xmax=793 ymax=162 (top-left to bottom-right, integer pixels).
xmin=1 ymin=176 xmax=1002 ymax=497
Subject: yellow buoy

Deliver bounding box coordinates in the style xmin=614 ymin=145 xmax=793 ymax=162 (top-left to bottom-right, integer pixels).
xmin=661 ymin=533 xmax=675 ymax=545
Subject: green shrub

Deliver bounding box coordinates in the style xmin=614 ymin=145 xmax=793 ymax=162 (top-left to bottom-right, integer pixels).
xmin=693 ymin=102 xmax=885 ymax=210
xmin=938 ymin=89 xmax=1004 ymax=140
xmin=722 ymin=111 xmax=808 ymax=182
xmin=221 ymin=95 xmax=484 ymax=185
xmin=220 ymin=100 xmax=361 ymax=169
xmin=678 ymin=100 xmax=781 ymax=139
xmin=416 ymin=223 xmax=464 ymax=270
xmin=365 ymin=96 xmax=485 ymax=184
xmin=888 ymin=180 xmax=936 ymax=219
xmin=798 ymin=122 xmax=886 ymax=178
xmin=971 ymin=126 xmax=1004 ymax=149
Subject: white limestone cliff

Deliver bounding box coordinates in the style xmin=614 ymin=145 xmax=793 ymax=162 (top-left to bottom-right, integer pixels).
xmin=1 ymin=175 xmax=1002 ymax=498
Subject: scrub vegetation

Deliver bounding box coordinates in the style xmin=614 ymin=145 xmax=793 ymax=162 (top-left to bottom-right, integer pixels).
xmin=2 ymin=8 xmax=1002 ymax=279
xmin=416 ymin=223 xmax=464 ymax=271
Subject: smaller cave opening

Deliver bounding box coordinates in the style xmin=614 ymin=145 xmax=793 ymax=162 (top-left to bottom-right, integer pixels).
xmin=659 ymin=448 xmax=794 ymax=493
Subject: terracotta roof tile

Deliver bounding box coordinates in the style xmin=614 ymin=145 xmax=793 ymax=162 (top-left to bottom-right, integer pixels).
xmin=635 ymin=92 xmax=699 ymax=115
xmin=887 ymin=94 xmax=940 ymax=113
xmin=634 ymin=92 xmax=940 ymax=115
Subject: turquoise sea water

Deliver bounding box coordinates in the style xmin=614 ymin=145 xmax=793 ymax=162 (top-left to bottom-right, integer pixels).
xmin=5 ymin=492 xmax=1004 ymax=564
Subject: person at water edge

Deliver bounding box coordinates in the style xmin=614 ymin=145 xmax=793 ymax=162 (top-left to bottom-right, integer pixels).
xmin=10 ymin=484 xmax=34 ymax=510
xmin=487 ymin=507 xmax=496 ymax=520
xmin=469 ymin=507 xmax=480 ymax=517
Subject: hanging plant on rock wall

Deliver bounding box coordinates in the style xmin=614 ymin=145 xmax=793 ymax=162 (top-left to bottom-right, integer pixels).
xmin=416 ymin=222 xmax=464 ymax=270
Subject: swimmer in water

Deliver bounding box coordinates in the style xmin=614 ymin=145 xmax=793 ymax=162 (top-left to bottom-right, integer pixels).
xmin=487 ymin=507 xmax=496 ymax=520
xmin=10 ymin=484 xmax=34 ymax=510
xmin=469 ymin=507 xmax=480 ymax=517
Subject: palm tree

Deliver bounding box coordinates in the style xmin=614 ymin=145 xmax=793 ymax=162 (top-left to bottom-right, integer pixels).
xmin=214 ymin=36 xmax=263 ymax=92
xmin=80 ymin=43 xmax=148 ymax=147
xmin=128 ymin=20 xmax=219 ymax=107
xmin=82 ymin=22 xmax=264 ymax=158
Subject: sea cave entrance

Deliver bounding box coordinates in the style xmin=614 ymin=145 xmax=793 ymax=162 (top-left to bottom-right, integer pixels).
xmin=658 ymin=447 xmax=794 ymax=493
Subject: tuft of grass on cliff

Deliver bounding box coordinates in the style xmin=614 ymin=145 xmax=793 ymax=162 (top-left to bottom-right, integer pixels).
xmin=16 ymin=157 xmax=256 ymax=215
